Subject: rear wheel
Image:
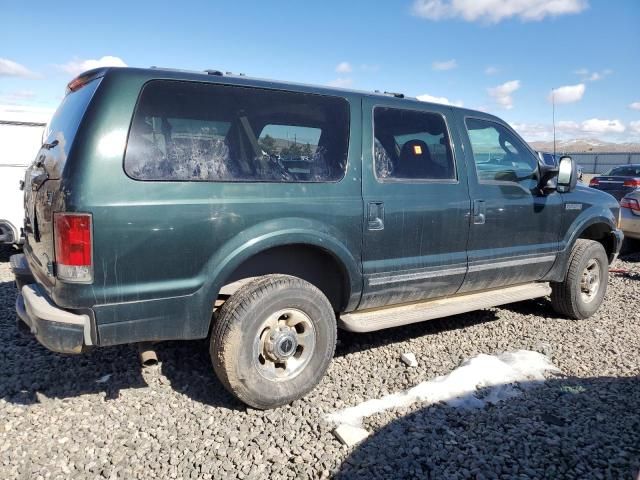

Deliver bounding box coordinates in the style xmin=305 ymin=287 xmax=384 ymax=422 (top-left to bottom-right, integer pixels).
xmin=551 ymin=239 xmax=608 ymax=319
xmin=210 ymin=274 xmax=336 ymax=409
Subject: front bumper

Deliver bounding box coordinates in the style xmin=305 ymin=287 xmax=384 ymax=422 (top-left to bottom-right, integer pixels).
xmin=11 ymin=254 xmax=93 ymax=354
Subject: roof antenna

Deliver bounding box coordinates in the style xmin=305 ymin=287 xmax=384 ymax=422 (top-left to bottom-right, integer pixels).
xmin=551 ymin=87 xmax=556 ymax=157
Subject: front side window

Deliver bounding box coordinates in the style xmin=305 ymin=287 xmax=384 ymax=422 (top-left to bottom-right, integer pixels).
xmin=465 ymin=118 xmax=538 ymax=184
xmin=125 ymin=81 xmax=350 ymax=182
xmin=373 ymin=107 xmax=456 ymax=181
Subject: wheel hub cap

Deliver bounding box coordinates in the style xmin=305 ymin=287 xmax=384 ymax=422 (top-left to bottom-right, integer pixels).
xmin=253 ymin=308 xmax=316 ymax=382
xmin=266 ymin=328 xmax=298 ymax=361
xmin=580 ymin=258 xmax=601 ymax=303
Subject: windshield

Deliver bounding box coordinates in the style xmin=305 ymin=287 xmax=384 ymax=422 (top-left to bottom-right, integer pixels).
xmin=40 ymin=78 xmax=101 ymax=178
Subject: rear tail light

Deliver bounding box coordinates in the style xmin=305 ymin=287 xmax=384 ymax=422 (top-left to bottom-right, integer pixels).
xmin=54 ymin=213 xmax=93 ymax=283
xmin=589 ymin=178 xmax=600 ymax=187
xmin=620 ymin=197 xmax=640 ymax=212
xmin=623 ymin=178 xmax=640 ymax=188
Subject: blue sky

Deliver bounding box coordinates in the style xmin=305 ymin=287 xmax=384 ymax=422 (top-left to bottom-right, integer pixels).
xmin=1 ymin=0 xmax=639 ymax=142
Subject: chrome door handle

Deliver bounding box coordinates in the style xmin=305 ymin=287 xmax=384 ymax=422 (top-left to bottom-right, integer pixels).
xmin=473 ymin=200 xmax=486 ymax=225
xmin=367 ymin=201 xmax=384 ymax=230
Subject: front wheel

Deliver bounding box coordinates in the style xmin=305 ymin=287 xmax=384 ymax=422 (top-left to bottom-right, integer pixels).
xmin=210 ymin=275 xmax=336 ymax=409
xmin=550 ymin=239 xmax=608 ymax=319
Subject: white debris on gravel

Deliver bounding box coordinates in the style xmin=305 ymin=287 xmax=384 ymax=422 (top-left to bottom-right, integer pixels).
xmin=400 ymin=352 xmax=418 ymax=367
xmin=332 ymin=424 xmax=370 ymax=447
xmin=327 ymin=350 xmax=560 ymax=429
xmin=95 ymin=374 xmax=112 ymax=384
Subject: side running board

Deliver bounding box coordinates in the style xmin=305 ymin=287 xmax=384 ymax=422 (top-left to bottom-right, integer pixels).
xmin=339 ymin=282 xmax=551 ymax=332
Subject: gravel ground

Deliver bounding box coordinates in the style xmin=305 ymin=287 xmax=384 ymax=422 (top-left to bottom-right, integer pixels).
xmin=1 ymin=246 xmax=639 ymax=479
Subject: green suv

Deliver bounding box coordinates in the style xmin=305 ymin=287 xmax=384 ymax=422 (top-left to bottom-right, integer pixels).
xmin=12 ymin=67 xmax=623 ymax=408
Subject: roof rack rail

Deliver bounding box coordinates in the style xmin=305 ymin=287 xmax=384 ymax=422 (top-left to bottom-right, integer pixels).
xmin=205 ymin=69 xmax=224 ymax=76
xmin=373 ymin=90 xmax=405 ymax=99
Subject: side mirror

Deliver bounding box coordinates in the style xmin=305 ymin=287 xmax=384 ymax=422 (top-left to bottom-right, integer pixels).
xmin=557 ymin=155 xmax=577 ymax=192
xmin=537 ymin=160 xmax=559 ymax=194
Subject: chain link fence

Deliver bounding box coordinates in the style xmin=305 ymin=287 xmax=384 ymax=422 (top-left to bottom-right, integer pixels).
xmin=567 ymin=152 xmax=640 ymax=174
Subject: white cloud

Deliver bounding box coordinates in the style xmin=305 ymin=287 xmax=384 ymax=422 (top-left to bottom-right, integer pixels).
xmin=549 ymin=83 xmax=585 ymax=104
xmin=574 ymin=68 xmax=612 ymax=82
xmin=513 ymin=118 xmax=639 ymax=143
xmin=432 ymin=59 xmax=457 ymax=71
xmin=335 ymin=61 xmax=352 ymax=74
xmin=629 ymin=102 xmax=640 ymax=111
xmin=0 ymin=90 xmax=37 ymax=104
xmin=581 ymin=118 xmax=625 ymax=134
xmin=327 ymin=77 xmax=353 ymax=88
xmin=360 ymin=64 xmax=380 ymax=72
xmin=412 ymin=0 xmax=588 ymax=23
xmin=0 ymin=103 xmax=54 ymax=123
xmin=484 ymin=66 xmax=499 ymax=75
xmin=417 ymin=93 xmax=464 ymax=107
xmin=488 ymin=80 xmax=520 ymax=109
xmin=0 ymin=58 xmax=37 ymax=78
xmin=58 ymin=55 xmax=127 ymax=76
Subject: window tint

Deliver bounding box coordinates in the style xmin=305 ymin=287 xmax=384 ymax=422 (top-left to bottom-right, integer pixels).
xmin=125 ymin=81 xmax=350 ymax=182
xmin=465 ymin=118 xmax=538 ymax=183
xmin=373 ymin=107 xmax=455 ymax=181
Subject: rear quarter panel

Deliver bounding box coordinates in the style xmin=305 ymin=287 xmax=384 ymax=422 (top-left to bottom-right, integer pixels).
xmin=58 ymin=71 xmax=364 ymax=342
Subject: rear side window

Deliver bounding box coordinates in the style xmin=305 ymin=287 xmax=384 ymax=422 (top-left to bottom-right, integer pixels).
xmin=41 ymin=78 xmax=101 ymax=178
xmin=124 ymin=81 xmax=350 ymax=182
xmin=373 ymin=107 xmax=456 ymax=181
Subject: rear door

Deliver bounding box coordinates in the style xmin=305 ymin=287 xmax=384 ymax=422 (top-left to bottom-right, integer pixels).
xmin=23 ymin=78 xmax=101 ymax=288
xmin=455 ymin=113 xmax=563 ymax=292
xmin=359 ymin=97 xmax=471 ymax=309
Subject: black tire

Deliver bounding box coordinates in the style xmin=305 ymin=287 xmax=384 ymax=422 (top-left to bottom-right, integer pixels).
xmin=550 ymin=239 xmax=608 ymax=319
xmin=210 ymin=274 xmax=336 ymax=409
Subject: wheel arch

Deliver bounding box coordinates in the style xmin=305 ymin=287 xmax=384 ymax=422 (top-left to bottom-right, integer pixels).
xmin=544 ymin=212 xmax=618 ymax=282
xmin=202 ymin=223 xmax=362 ymax=321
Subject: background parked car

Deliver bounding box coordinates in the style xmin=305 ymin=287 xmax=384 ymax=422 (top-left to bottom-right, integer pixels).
xmin=0 ymin=120 xmax=46 ymax=244
xmin=619 ymin=189 xmax=640 ymax=251
xmin=589 ymin=164 xmax=640 ymax=200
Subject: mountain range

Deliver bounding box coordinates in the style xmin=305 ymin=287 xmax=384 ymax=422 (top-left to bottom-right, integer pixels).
xmin=529 ymin=138 xmax=640 ymax=153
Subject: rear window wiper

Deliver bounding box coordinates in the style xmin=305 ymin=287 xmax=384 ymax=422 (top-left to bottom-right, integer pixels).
xmin=42 ymin=139 xmax=59 ymax=150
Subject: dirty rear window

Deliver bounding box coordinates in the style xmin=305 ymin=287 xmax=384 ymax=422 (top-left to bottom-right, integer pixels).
xmin=41 ymin=78 xmax=101 ymax=178
xmin=124 ymin=80 xmax=350 ymax=182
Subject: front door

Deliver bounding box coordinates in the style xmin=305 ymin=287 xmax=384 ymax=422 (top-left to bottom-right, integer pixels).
xmin=359 ymin=97 xmax=471 ymax=310
xmin=454 ymin=113 xmax=563 ymax=292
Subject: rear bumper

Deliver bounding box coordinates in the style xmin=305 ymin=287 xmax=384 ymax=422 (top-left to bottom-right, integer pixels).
xmin=620 ymin=209 xmax=640 ymax=240
xmin=11 ymin=253 xmax=93 ymax=354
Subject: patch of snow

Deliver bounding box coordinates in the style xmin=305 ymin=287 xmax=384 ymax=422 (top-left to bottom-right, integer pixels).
xmin=326 ymin=350 xmax=559 ymax=428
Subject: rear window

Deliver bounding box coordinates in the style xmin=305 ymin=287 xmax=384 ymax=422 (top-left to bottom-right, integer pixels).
xmin=41 ymin=78 xmax=101 ymax=178
xmin=606 ymin=166 xmax=640 ymax=176
xmin=373 ymin=107 xmax=456 ymax=181
xmin=124 ymin=81 xmax=350 ymax=182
